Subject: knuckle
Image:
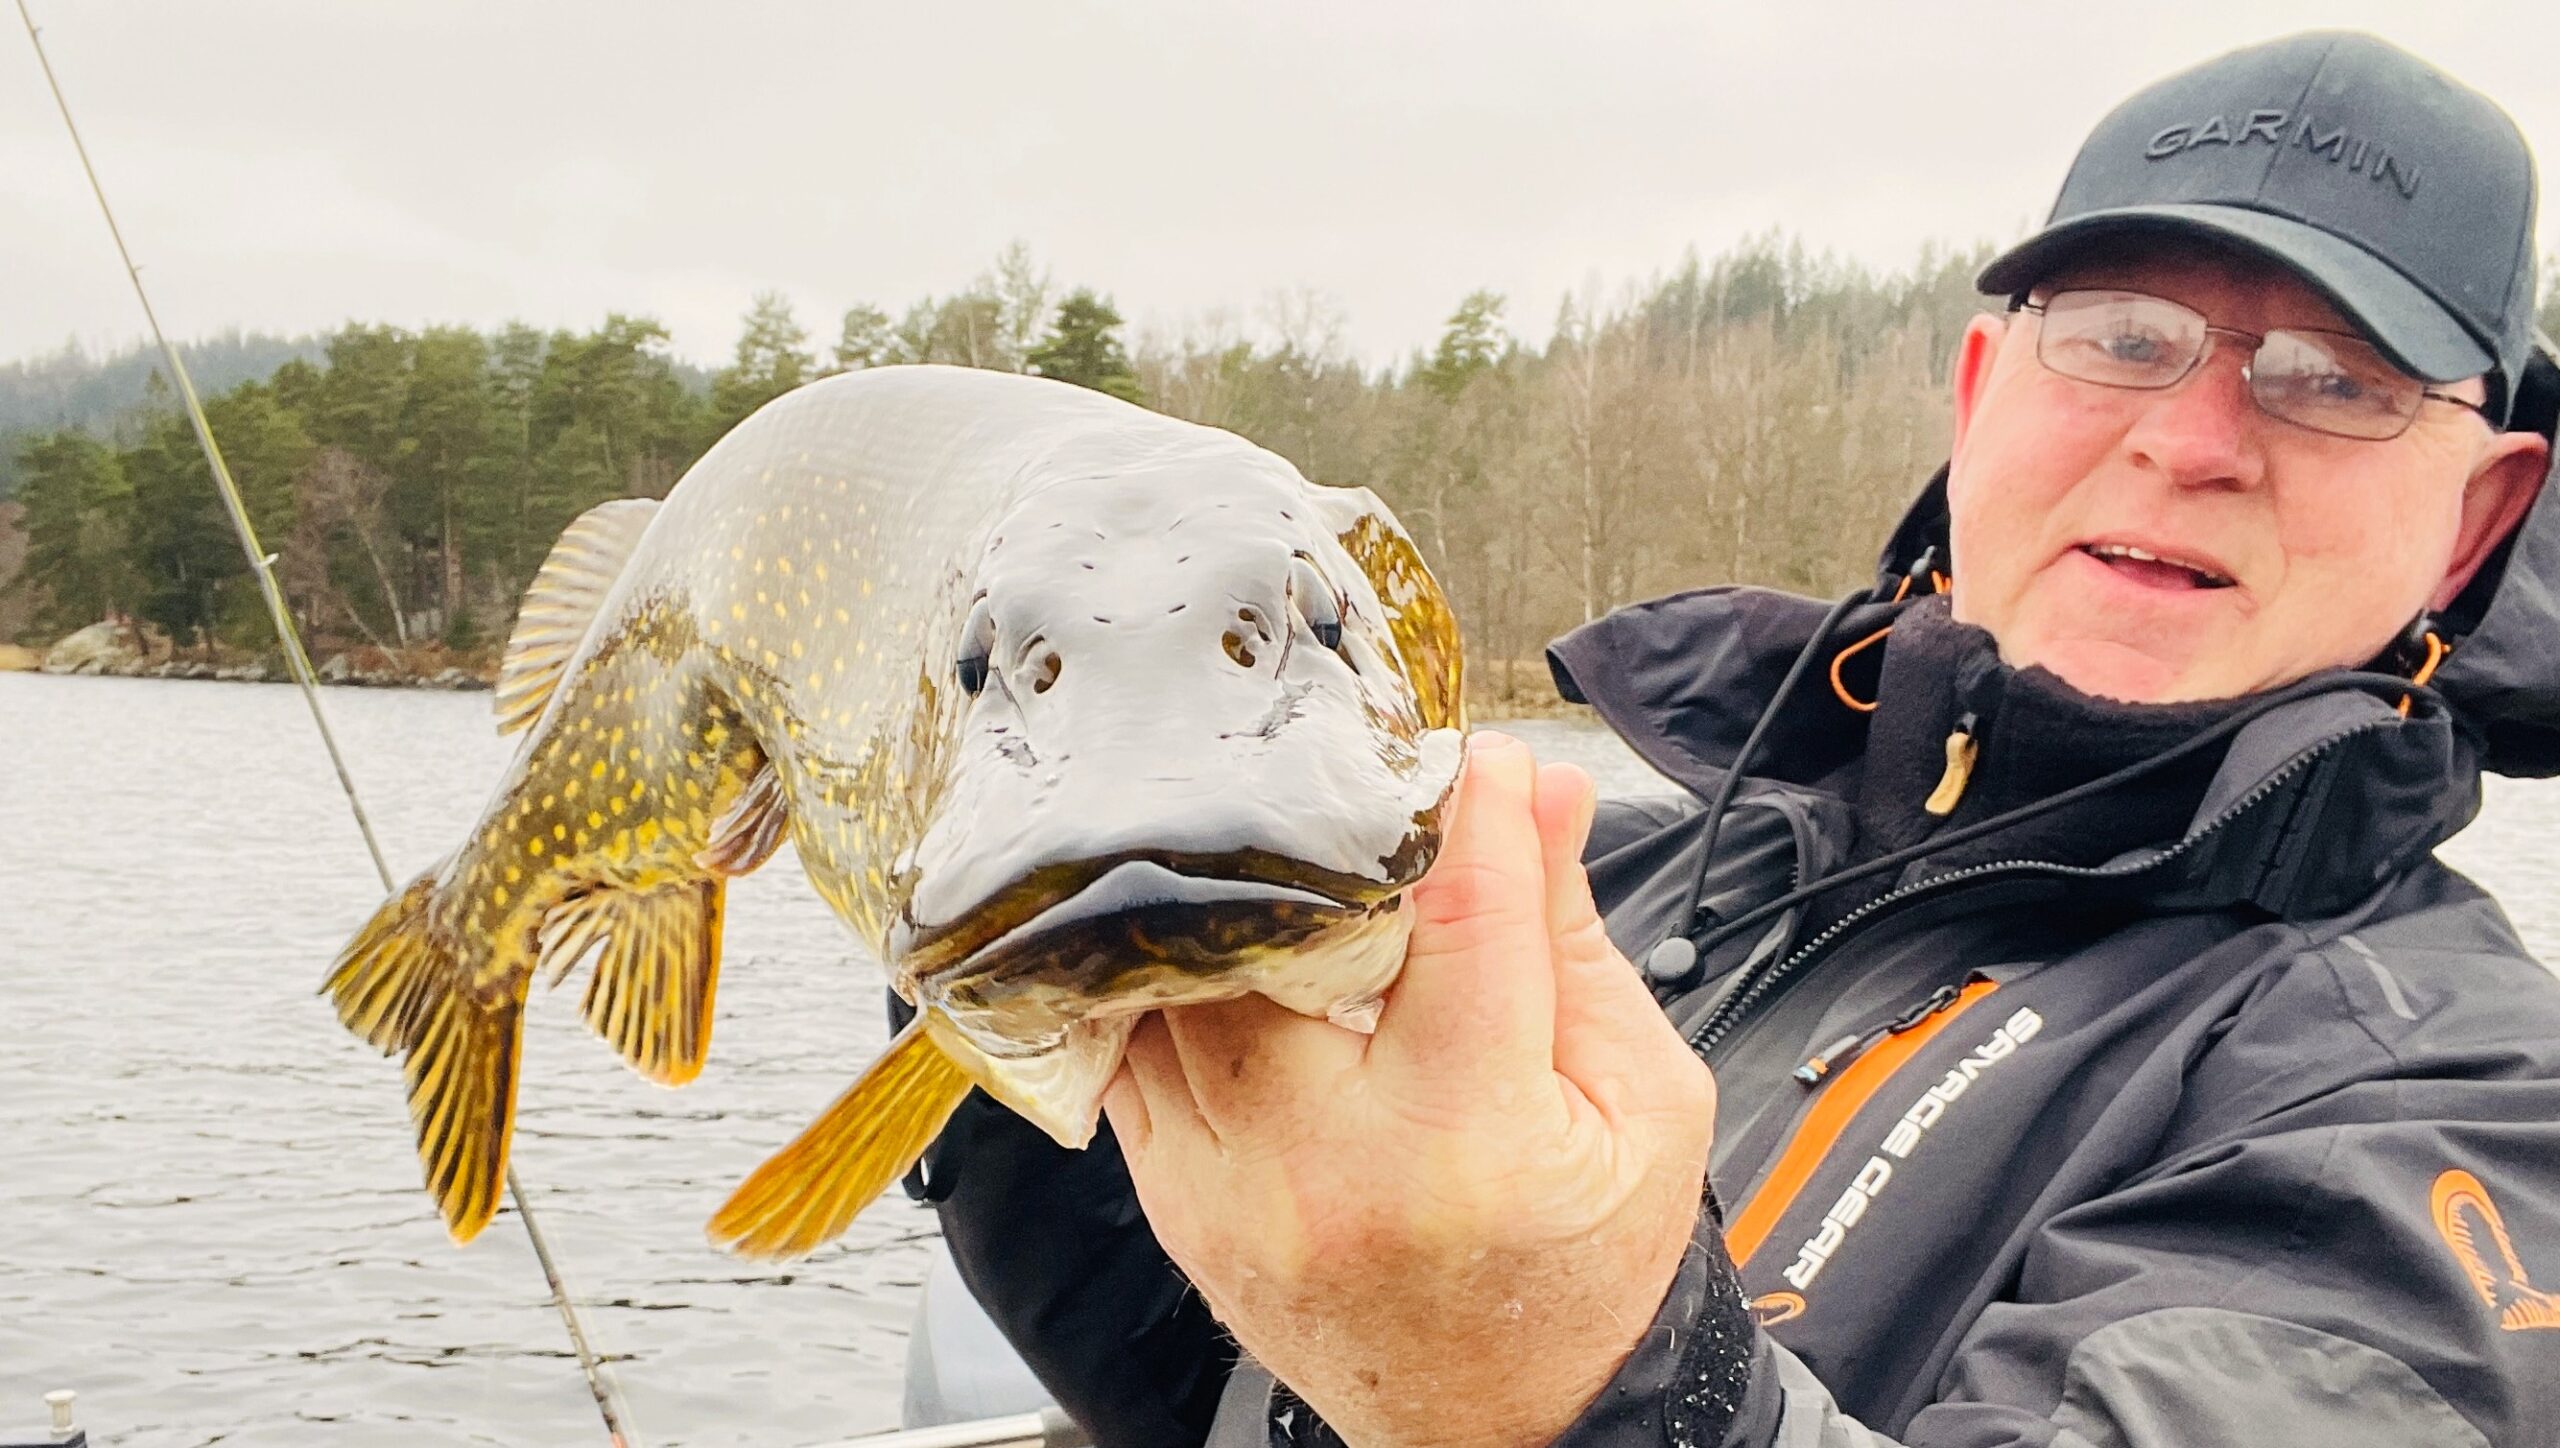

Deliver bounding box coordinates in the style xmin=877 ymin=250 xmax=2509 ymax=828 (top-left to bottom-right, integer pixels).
xmin=1411 ymin=858 xmax=1536 ymax=934
xmin=1552 ymin=911 xmax=1616 ymax=962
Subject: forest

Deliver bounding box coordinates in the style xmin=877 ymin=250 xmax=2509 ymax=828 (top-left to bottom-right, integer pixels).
xmin=8 ymin=236 xmax=2556 ymax=703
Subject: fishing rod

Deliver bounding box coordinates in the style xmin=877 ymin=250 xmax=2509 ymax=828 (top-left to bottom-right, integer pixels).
xmin=15 ymin=5 xmax=641 ymax=1444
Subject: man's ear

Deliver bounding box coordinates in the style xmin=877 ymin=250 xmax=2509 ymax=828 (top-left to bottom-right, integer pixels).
xmin=2433 ymin=432 xmax=2553 ymax=611
xmin=1948 ymin=313 xmax=2009 ymax=468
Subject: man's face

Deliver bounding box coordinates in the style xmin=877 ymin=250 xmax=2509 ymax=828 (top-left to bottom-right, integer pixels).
xmin=1943 ymin=247 xmax=2548 ymax=704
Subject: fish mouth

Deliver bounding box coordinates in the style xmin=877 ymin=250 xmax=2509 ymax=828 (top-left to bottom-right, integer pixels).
xmin=893 ymin=848 xmax=1408 ymax=988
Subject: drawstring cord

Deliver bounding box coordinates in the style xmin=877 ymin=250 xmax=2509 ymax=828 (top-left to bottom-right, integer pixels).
xmin=1641 ymin=548 xmax=1942 ymax=989
xmin=2398 ymin=628 xmax=2449 ymax=719
xmin=1826 ymin=557 xmax=1948 ymax=713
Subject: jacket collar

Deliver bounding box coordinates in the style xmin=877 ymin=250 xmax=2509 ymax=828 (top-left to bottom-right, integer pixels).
xmin=1545 ymin=557 xmax=2482 ymax=920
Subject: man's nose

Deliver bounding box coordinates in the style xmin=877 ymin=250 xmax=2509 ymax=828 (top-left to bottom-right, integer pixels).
xmin=2119 ymin=340 xmax=2269 ymax=492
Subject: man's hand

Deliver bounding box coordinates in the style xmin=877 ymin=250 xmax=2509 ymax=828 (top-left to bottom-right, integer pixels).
xmin=1103 ymin=731 xmax=1717 ymax=1448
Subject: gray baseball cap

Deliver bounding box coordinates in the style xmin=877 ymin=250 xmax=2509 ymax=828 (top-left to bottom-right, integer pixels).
xmin=1978 ymin=31 xmax=2543 ymax=423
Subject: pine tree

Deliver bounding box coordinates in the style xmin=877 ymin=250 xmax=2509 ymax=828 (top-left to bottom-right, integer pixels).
xmin=1418 ymin=291 xmax=1508 ymax=401
xmin=830 ymin=304 xmax=896 ymax=372
xmin=12 ymin=430 xmax=138 ymax=631
xmin=710 ymin=292 xmax=815 ymax=435
xmin=1026 ymin=289 xmax=1142 ymax=403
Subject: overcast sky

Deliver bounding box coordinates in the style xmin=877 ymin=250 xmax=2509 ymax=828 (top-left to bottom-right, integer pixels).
xmin=6 ymin=1 xmax=2555 ymax=373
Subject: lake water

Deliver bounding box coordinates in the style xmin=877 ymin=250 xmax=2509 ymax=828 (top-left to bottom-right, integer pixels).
xmin=3 ymin=672 xmax=2555 ymax=1447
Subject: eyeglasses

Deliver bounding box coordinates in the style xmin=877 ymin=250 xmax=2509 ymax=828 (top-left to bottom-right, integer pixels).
xmin=2014 ymin=289 xmax=2492 ymax=442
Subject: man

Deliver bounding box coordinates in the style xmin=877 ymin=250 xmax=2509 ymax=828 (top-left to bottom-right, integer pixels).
xmin=915 ymin=30 xmax=2560 ymax=1446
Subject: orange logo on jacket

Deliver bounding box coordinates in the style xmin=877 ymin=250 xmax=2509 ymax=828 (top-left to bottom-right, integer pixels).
xmin=2431 ymin=1169 xmax=2560 ymax=1332
xmin=1748 ymin=1291 xmax=1805 ymax=1327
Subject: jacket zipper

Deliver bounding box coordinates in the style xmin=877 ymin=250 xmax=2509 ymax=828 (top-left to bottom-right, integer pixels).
xmin=1792 ymin=982 xmax=1965 ymax=1084
xmin=1691 ymin=720 xmax=2378 ymax=1058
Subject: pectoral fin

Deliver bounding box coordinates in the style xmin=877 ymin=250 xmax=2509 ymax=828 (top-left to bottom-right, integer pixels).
xmin=706 ymin=1017 xmax=973 ymax=1259
xmin=695 ymin=762 xmax=789 ymax=877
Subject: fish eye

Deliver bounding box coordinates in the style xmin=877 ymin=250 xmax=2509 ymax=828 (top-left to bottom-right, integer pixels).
xmin=956 ymin=595 xmax=996 ymax=696
xmin=1290 ymin=554 xmax=1345 ymax=652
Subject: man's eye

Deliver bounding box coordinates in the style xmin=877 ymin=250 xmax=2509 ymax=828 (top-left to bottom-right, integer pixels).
xmin=2097 ymin=330 xmax=2166 ymax=365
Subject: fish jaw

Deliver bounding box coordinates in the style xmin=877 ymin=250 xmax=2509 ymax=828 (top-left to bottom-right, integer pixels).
xmin=915 ymin=887 xmax=1417 ymax=1148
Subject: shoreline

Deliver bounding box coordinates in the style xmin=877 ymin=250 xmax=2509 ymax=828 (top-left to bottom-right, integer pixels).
xmin=6 ymin=630 xmax=1579 ymax=713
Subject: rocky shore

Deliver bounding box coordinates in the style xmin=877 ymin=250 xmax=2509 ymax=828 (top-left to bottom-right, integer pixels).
xmin=9 ymin=620 xmax=494 ymax=691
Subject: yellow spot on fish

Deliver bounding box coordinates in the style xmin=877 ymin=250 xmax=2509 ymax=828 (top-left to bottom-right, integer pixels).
xmin=588 ymin=811 xmax=606 ymax=829
xmin=591 ymin=760 xmax=608 ymax=780
xmin=494 ymin=886 xmax=510 ymax=906
xmin=778 ymin=557 xmax=793 ymax=576
xmin=629 ymin=780 xmax=646 ymax=800
xmin=528 ymin=838 xmax=546 ymax=857
xmin=730 ymin=604 xmax=747 ymax=622
xmin=504 ymin=865 xmax=521 ymax=885
xmin=861 ymin=579 xmax=874 ymax=597
xmin=552 ymin=823 xmax=567 ymax=841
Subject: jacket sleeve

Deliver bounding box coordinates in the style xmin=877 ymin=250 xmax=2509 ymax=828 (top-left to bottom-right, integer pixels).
xmin=1540 ymin=934 xmax=2560 ymax=1448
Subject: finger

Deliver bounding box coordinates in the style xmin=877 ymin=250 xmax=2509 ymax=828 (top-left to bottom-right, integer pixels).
xmin=1373 ymin=730 xmax=1558 ymax=1092
xmin=1533 ymin=761 xmax=1603 ymax=958
xmin=1113 ymin=1011 xmax=1214 ymax=1155
xmin=1537 ymin=765 xmax=1713 ymax=1133
xmin=1159 ymin=990 xmax=1362 ymax=1142
xmin=1102 ymin=1065 xmax=1151 ymax=1159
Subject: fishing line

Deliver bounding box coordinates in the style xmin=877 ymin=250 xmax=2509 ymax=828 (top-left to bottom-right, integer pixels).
xmin=16 ymin=5 xmax=641 ymax=1443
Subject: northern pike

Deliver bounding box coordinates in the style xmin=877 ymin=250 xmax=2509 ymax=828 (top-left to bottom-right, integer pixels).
xmin=323 ymin=364 xmax=1466 ymax=1258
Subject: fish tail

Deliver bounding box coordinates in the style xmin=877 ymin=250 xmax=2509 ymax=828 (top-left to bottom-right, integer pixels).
xmin=404 ymin=968 xmax=525 ymax=1244
xmin=322 ymin=864 xmax=526 ymax=1243
xmin=706 ymin=1017 xmax=973 ymax=1259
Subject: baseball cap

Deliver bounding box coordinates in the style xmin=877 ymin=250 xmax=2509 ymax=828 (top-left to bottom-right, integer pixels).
xmin=1978 ymin=31 xmax=2543 ymax=424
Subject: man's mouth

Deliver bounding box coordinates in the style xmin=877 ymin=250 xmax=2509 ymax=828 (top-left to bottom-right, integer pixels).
xmin=2078 ymin=542 xmax=2234 ymax=591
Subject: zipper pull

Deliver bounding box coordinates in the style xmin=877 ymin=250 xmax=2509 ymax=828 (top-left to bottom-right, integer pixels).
xmin=1792 ymin=983 xmax=1965 ymax=1085
xmin=1924 ymin=710 xmax=1980 ymax=817
xmin=1793 ymin=1031 xmax=1867 ymax=1085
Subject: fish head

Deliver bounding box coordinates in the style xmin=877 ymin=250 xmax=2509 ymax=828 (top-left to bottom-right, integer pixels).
xmin=890 ymin=445 xmax=1466 ymax=1055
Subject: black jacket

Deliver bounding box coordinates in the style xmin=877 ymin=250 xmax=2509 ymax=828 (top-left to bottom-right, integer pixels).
xmin=916 ymin=442 xmax=2560 ymax=1447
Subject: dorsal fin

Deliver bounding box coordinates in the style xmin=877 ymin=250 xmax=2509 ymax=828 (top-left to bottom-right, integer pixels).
xmin=496 ymin=498 xmax=660 ymax=734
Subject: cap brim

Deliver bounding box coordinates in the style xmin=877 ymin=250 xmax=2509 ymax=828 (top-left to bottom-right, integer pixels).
xmin=1976 ymin=205 xmax=2493 ymax=383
